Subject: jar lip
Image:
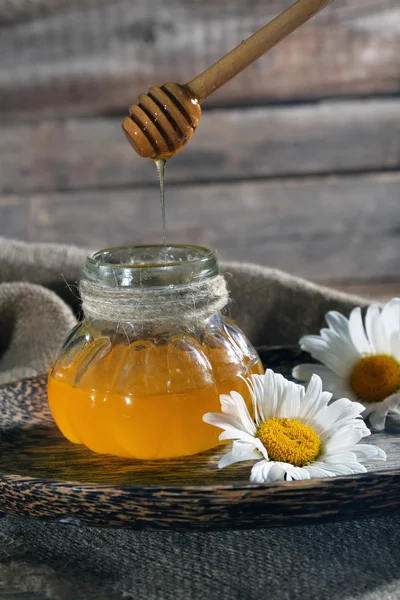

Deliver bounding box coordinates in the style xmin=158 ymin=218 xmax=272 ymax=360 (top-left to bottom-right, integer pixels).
xmin=84 ymin=244 xmax=219 ymax=288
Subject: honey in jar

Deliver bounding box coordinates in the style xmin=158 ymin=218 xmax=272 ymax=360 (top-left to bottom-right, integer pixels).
xmin=48 ymin=245 xmax=263 ymax=459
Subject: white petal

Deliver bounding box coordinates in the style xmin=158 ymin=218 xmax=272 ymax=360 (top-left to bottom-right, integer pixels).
xmin=203 ymin=411 xmax=244 ymax=433
xmin=325 ymin=310 xmax=352 ymax=340
xmin=302 ymin=374 xmax=325 ymax=411
xmin=365 ymin=304 xmax=378 ymax=353
xmin=249 ymin=374 xmax=264 ymax=424
xmin=296 ymin=375 xmax=332 ymax=425
xmin=218 ymin=452 xmax=237 ymax=469
xmin=260 ymin=369 xmax=276 ymax=419
xmin=284 ymin=465 xmax=311 ymax=481
xmin=218 ymin=427 xmax=259 ymax=445
xmin=380 ymin=298 xmax=400 ymax=341
xmin=389 ymin=331 xmax=400 ymax=361
xmin=218 ymin=440 xmax=261 ymax=469
xmin=305 ymin=464 xmax=337 ymax=478
xmin=276 ymin=381 xmax=301 ymax=418
xmin=266 ymin=463 xmax=287 ymax=481
xmin=348 ymin=444 xmax=386 ymax=462
xmin=368 ymin=410 xmax=388 ymax=432
xmin=324 ymin=424 xmax=367 ymax=453
xmin=323 ymin=451 xmax=357 ymax=464
xmin=349 ymin=307 xmax=371 ymax=354
xmin=314 ymin=397 xmax=365 ymax=434
xmin=299 ymin=391 xmax=332 ymax=425
xmin=304 ymin=372 xmax=323 ymax=404
xmin=299 ymin=337 xmax=350 ymax=377
xmin=384 ymin=392 xmax=400 ymax=409
xmin=262 ymin=370 xmax=288 ymax=419
xmin=249 ymin=460 xmax=274 ymax=482
xmin=250 ymin=461 xmax=289 ymax=482
xmin=203 ymin=412 xmax=260 ymax=447
xmin=337 ymin=462 xmax=367 ymax=475
xmin=341 ymin=418 xmax=371 ymax=435
xmin=320 ymin=328 xmax=359 ymax=363
xmin=220 ymin=391 xmax=257 ymax=436
xmin=365 ymin=304 xmax=390 ymax=354
xmin=364 ymin=393 xmax=400 ymax=415
xmin=340 ymin=461 xmax=368 ymax=474
xmin=363 ymin=393 xmax=400 ymax=431
xmin=317 ymin=460 xmax=367 ymax=476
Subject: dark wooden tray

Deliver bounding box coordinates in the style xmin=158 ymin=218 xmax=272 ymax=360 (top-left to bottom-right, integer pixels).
xmin=0 ymin=347 xmax=399 ymax=531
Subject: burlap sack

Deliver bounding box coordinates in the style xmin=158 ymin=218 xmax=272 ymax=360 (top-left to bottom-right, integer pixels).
xmin=0 ymin=236 xmax=398 ymax=600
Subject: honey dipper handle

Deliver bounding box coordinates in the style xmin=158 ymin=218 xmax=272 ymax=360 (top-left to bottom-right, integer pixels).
xmin=186 ymin=0 xmax=334 ymax=103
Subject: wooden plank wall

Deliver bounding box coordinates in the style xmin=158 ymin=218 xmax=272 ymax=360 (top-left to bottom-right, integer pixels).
xmin=0 ymin=0 xmax=399 ymax=298
xmin=1 ymin=0 xmax=400 ymax=116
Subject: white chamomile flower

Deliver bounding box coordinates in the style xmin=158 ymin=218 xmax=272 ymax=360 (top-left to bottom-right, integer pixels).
xmin=293 ymin=298 xmax=400 ymax=432
xmin=203 ymin=369 xmax=386 ymax=483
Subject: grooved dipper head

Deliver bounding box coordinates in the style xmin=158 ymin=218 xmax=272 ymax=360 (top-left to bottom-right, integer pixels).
xmin=122 ymin=82 xmax=201 ymax=159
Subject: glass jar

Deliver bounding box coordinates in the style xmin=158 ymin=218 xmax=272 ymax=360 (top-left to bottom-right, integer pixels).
xmin=48 ymin=244 xmax=263 ymax=460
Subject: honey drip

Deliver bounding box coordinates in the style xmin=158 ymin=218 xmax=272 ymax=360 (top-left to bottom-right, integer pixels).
xmin=154 ymin=157 xmax=167 ymax=258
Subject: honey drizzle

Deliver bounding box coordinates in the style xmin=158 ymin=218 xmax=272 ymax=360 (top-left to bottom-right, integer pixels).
xmin=154 ymin=157 xmax=167 ymax=259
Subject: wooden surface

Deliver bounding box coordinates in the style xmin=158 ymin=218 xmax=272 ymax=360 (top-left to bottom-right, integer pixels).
xmin=1 ymin=98 xmax=400 ymax=194
xmin=1 ymin=171 xmax=399 ymax=284
xmin=0 ymin=347 xmax=399 ymax=531
xmin=1 ymin=96 xmax=399 ymax=291
xmin=1 ymin=0 xmax=400 ymax=117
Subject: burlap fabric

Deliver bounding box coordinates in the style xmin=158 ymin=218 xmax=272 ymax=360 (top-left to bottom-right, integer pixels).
xmin=0 ymin=236 xmax=399 ymax=600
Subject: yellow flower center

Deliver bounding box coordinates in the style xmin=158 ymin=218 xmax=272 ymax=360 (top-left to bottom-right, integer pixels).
xmin=350 ymin=354 xmax=400 ymax=403
xmin=257 ymin=418 xmax=321 ymax=467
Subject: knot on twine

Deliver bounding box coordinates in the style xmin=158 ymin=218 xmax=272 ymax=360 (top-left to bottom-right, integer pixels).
xmin=79 ymin=275 xmax=229 ymax=325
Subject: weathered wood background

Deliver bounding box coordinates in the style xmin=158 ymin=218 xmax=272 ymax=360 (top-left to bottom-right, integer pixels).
xmin=0 ymin=0 xmax=399 ymax=298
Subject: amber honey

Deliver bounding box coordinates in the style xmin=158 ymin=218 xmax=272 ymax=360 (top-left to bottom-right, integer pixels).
xmin=48 ymin=331 xmax=263 ymax=460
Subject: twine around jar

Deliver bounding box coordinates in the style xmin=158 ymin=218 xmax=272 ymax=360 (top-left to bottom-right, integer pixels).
xmin=79 ymin=275 xmax=229 ymax=325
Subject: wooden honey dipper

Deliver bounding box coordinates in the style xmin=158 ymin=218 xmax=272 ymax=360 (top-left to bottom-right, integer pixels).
xmin=122 ymin=0 xmax=334 ymax=160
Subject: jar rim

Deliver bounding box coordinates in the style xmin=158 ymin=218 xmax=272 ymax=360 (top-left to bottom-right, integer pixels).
xmin=83 ymin=244 xmax=219 ymax=288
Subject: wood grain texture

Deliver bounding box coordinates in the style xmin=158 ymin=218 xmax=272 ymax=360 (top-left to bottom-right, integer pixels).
xmin=1 ymin=0 xmax=399 ymax=117
xmin=2 ymin=98 xmax=400 ymax=194
xmin=185 ymin=0 xmax=338 ymax=104
xmin=1 ymin=172 xmax=399 ymax=283
xmin=0 ymin=348 xmax=398 ymax=531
